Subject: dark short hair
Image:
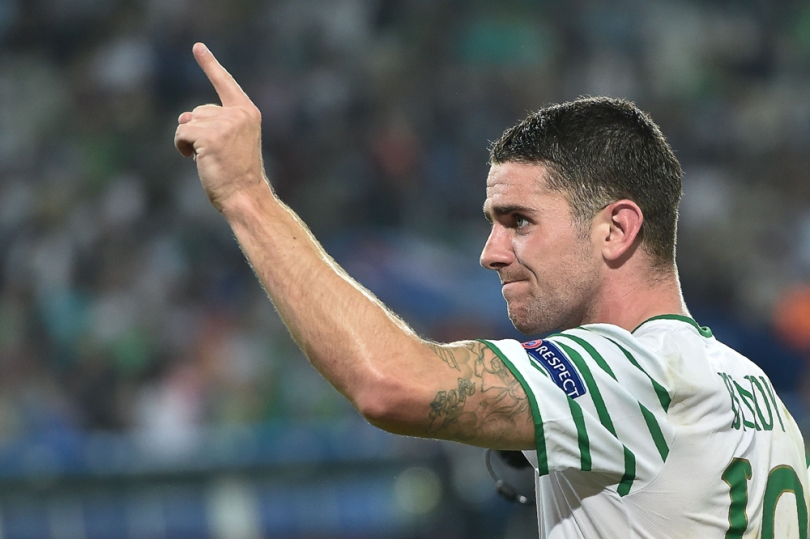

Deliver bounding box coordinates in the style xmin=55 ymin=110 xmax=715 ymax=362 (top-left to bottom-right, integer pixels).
xmin=489 ymin=97 xmax=683 ymax=267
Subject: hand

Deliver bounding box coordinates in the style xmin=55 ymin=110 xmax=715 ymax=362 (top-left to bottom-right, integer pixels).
xmin=174 ymin=43 xmax=268 ymax=212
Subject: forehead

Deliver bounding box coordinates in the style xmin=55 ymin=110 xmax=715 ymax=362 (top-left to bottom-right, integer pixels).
xmin=484 ymin=162 xmax=562 ymax=209
xmin=486 ymin=162 xmax=550 ymax=192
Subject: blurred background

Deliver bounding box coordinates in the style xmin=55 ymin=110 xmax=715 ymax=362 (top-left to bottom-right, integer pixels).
xmin=2 ymin=0 xmax=810 ymax=537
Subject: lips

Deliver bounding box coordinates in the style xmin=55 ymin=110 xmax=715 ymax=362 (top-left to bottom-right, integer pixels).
xmin=501 ymin=280 xmax=527 ymax=293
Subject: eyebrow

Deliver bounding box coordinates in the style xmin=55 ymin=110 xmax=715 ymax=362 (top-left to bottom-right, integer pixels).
xmin=483 ymin=203 xmax=537 ymax=222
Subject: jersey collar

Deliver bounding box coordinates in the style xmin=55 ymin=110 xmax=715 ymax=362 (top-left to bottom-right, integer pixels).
xmin=632 ymin=314 xmax=713 ymax=338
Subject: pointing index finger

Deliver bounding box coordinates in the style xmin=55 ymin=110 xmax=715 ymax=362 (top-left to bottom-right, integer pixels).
xmin=193 ymin=43 xmax=251 ymax=108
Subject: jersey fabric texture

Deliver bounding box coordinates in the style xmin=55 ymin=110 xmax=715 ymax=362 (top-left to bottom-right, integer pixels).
xmin=483 ymin=315 xmax=809 ymax=539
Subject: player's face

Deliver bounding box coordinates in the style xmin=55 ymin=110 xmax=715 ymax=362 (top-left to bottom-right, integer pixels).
xmin=480 ymin=162 xmax=602 ymax=334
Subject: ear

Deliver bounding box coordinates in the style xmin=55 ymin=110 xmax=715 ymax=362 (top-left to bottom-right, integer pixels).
xmin=595 ymin=200 xmax=644 ymax=263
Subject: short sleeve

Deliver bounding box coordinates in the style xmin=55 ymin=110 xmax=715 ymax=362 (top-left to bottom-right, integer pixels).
xmin=482 ymin=326 xmax=675 ymax=496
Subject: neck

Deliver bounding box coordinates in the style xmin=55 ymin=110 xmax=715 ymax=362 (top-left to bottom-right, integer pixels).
xmin=585 ymin=265 xmax=688 ymax=333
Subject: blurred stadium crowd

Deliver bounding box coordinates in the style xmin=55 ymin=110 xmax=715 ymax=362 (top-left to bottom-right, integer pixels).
xmin=3 ymin=0 xmax=810 ymax=452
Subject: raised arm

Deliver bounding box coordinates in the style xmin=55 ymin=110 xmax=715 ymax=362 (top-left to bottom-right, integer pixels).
xmin=174 ymin=43 xmax=534 ymax=449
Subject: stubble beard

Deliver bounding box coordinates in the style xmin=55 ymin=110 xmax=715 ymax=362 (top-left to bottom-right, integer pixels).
xmin=507 ymin=287 xmax=593 ymax=335
xmin=505 ymin=254 xmax=599 ymax=335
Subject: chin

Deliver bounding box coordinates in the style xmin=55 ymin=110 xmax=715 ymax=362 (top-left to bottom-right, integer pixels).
xmin=507 ymin=304 xmax=571 ymax=336
xmin=508 ymin=308 xmax=552 ymax=335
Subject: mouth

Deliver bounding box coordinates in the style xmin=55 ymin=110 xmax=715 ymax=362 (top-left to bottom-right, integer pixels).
xmin=501 ymin=280 xmax=527 ymax=292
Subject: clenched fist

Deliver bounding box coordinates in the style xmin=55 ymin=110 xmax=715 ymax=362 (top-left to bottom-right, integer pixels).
xmin=174 ymin=43 xmax=268 ymax=212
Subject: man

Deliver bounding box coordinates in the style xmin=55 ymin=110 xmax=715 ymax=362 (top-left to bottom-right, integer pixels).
xmin=175 ymin=43 xmax=809 ymax=538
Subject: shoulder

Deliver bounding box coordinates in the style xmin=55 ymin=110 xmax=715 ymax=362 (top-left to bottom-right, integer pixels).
xmin=629 ymin=315 xmax=765 ymax=378
xmin=630 ymin=315 xmax=712 ymax=357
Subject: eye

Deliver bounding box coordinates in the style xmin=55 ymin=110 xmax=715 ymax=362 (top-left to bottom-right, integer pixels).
xmin=515 ymin=215 xmax=529 ymax=229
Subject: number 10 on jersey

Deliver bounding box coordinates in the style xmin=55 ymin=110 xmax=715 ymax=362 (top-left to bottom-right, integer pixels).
xmin=722 ymin=458 xmax=807 ymax=538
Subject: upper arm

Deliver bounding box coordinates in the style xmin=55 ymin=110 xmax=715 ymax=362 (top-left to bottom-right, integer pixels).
xmin=363 ymin=340 xmax=536 ymax=450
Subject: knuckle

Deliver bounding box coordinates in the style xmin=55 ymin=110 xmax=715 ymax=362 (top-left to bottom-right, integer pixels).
xmin=192 ymin=103 xmax=219 ymax=117
xmin=231 ymin=107 xmax=254 ymax=126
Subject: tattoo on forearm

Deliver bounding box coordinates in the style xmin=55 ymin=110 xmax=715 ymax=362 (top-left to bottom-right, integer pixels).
xmin=427 ymin=342 xmax=531 ymax=440
xmin=429 ymin=378 xmax=475 ymax=423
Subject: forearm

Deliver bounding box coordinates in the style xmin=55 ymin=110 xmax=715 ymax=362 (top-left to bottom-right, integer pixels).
xmin=220 ymin=180 xmax=425 ymax=410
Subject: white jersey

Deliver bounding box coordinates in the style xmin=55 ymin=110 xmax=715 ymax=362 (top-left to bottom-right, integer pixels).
xmin=483 ymin=315 xmax=809 ymax=539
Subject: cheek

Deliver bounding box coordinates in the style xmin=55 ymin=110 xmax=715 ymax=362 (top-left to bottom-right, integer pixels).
xmin=511 ymin=237 xmax=536 ymax=268
xmin=513 ymin=242 xmax=556 ymax=285
xmin=516 ymin=233 xmax=595 ymax=281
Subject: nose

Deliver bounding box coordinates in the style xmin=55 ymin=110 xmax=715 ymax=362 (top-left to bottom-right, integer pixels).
xmin=480 ymin=225 xmax=514 ymax=271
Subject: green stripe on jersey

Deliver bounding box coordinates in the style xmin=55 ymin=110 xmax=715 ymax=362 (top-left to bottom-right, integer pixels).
xmin=639 ymin=406 xmax=669 ymax=462
xmin=568 ymin=396 xmax=592 ymax=471
xmin=557 ymin=334 xmax=616 ymax=378
xmin=600 ymin=334 xmax=671 ymax=412
xmin=560 ymin=333 xmax=670 ymax=463
xmin=479 ymin=340 xmax=549 ymax=476
xmin=619 ymin=447 xmax=636 ymax=496
xmin=556 ymin=341 xmax=636 ymax=495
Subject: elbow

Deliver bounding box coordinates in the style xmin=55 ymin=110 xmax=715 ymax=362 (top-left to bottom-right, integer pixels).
xmin=353 ymin=371 xmax=419 ymax=434
xmin=356 ymin=397 xmax=396 ymax=431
